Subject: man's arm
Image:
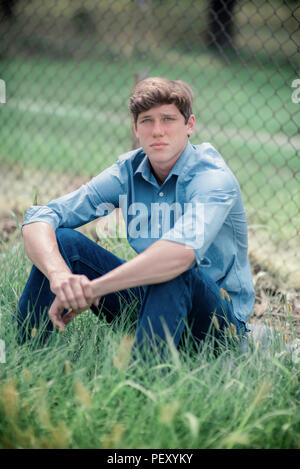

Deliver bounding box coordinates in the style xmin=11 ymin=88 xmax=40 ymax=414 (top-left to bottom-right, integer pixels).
xmin=49 ymin=239 xmax=195 ymax=331
xmin=91 ymin=240 xmax=195 ymax=296
xmin=22 ymin=222 xmax=97 ymax=311
xmin=21 ymin=160 xmax=127 ymax=313
xmin=22 ymin=222 xmax=70 ymax=279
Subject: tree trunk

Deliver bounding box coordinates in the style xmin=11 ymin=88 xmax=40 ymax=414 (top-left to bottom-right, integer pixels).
xmin=208 ymin=0 xmax=237 ymax=49
xmin=0 ymin=0 xmax=17 ymax=21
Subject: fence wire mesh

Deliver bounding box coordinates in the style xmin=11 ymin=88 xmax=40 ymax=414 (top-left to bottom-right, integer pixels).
xmin=0 ymin=0 xmax=299 ymax=288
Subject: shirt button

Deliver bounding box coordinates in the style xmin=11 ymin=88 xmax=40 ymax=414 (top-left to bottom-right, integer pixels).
xmin=159 ymin=192 xmax=164 ymax=197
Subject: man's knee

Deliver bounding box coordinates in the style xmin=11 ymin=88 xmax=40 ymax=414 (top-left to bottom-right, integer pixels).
xmin=55 ymin=227 xmax=78 ymax=245
xmin=55 ymin=228 xmax=83 ymax=259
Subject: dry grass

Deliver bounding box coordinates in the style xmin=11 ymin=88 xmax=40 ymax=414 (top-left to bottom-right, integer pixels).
xmin=249 ymin=257 xmax=300 ymax=340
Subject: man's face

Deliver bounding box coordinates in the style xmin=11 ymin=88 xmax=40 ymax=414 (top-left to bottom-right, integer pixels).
xmin=133 ymin=103 xmax=195 ymax=171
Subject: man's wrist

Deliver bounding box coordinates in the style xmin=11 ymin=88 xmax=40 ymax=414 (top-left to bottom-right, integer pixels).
xmin=91 ymin=278 xmax=104 ymax=299
xmin=48 ymin=266 xmax=72 ymax=283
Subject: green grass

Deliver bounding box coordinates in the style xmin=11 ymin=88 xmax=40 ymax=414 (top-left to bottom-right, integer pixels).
xmin=0 ymin=2 xmax=299 ymax=448
xmin=0 ymin=234 xmax=300 ymax=449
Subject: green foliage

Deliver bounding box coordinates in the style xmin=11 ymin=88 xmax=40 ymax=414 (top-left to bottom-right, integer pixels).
xmin=0 ymin=238 xmax=299 ymax=449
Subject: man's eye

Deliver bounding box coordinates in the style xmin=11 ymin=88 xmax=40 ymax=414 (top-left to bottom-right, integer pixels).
xmin=141 ymin=119 xmax=152 ymax=123
xmin=164 ymin=117 xmax=174 ymax=121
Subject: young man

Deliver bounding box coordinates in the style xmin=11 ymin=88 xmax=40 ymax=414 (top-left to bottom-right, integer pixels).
xmin=18 ymin=77 xmax=255 ymax=357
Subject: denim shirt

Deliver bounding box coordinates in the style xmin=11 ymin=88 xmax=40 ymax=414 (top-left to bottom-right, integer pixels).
xmin=23 ymin=141 xmax=255 ymax=323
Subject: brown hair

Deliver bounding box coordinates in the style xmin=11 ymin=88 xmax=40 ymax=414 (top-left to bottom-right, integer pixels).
xmin=129 ymin=77 xmax=194 ymax=125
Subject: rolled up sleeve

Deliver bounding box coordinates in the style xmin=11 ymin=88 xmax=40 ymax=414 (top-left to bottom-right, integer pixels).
xmin=22 ymin=163 xmax=125 ymax=231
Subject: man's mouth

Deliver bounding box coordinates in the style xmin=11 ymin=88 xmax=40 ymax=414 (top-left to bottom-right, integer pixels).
xmin=150 ymin=142 xmax=168 ymax=149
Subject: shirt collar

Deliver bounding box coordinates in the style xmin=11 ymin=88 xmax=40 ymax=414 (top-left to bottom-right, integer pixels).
xmin=168 ymin=141 xmax=193 ymax=177
xmin=134 ymin=153 xmax=155 ymax=184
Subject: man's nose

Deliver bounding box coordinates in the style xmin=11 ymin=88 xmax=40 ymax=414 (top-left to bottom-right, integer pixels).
xmin=152 ymin=120 xmax=164 ymax=136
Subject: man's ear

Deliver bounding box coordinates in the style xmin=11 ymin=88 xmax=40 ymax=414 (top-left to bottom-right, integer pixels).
xmin=187 ymin=114 xmax=196 ymax=136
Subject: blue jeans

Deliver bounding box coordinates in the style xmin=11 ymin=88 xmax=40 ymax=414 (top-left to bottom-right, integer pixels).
xmin=17 ymin=228 xmax=246 ymax=355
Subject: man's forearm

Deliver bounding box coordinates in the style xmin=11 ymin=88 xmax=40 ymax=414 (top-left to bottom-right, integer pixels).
xmin=22 ymin=222 xmax=71 ymax=280
xmin=91 ymin=240 xmax=195 ymax=298
xmin=46 ymin=238 xmax=195 ymax=330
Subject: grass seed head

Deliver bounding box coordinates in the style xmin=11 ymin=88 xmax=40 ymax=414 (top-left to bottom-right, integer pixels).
xmin=212 ymin=314 xmax=220 ymax=330
xmin=113 ymin=334 xmax=134 ymax=370
xmin=47 ymin=422 xmax=70 ymax=449
xmin=220 ymin=288 xmax=231 ymax=302
xmin=221 ymin=430 xmax=250 ymax=448
xmin=38 ymin=422 xmax=70 ymax=449
xmin=101 ymin=422 xmax=126 ymax=449
xmin=286 ymin=300 xmax=293 ymax=314
xmin=36 ymin=379 xmax=48 ymax=400
xmin=159 ymin=400 xmax=181 ymax=425
xmin=230 ymin=323 xmax=237 ymax=336
xmin=74 ymin=380 xmax=92 ymax=409
xmin=37 ymin=403 xmax=52 ymax=430
xmin=64 ymin=360 xmax=72 ymax=375
xmin=10 ymin=423 xmax=37 ymax=448
xmin=22 ymin=368 xmax=32 ymax=382
xmin=184 ymin=412 xmax=199 ymax=439
xmin=0 ymin=379 xmax=19 ymax=417
xmin=250 ymin=379 xmax=273 ymax=411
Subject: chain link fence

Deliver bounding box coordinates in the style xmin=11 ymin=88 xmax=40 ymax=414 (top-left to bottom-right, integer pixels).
xmin=0 ymin=0 xmax=299 ymax=289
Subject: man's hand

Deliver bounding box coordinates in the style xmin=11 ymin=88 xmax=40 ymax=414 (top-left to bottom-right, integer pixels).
xmin=22 ymin=223 xmax=101 ymax=331
xmin=48 ymin=297 xmax=95 ymax=332
xmin=49 ymin=272 xmax=98 ymax=312
xmin=48 ymin=274 xmax=101 ymax=331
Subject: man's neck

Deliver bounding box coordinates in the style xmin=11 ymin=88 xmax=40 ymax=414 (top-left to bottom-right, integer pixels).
xmin=147 ymin=141 xmax=189 ymax=185
xmin=149 ymin=163 xmax=170 ymax=186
